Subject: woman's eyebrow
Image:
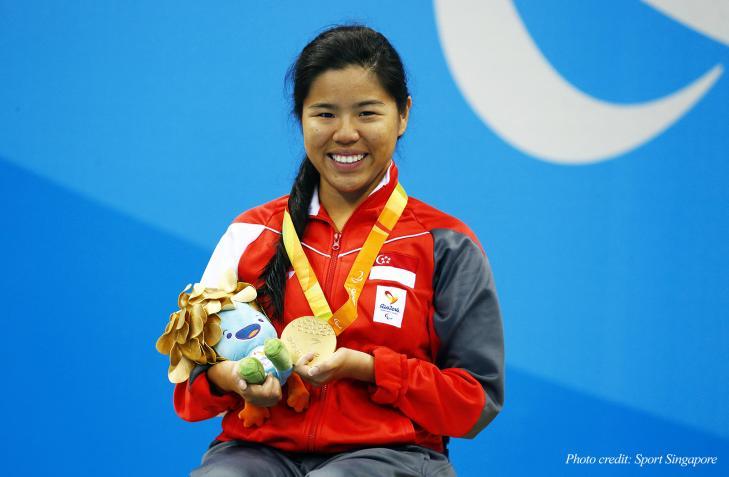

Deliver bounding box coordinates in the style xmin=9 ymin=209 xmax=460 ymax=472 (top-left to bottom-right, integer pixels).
xmin=307 ymin=100 xmax=386 ymax=109
xmin=355 ymin=100 xmax=385 ymax=107
xmin=308 ymin=102 xmax=336 ymax=109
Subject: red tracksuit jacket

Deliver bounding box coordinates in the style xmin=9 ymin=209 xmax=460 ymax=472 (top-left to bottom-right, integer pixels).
xmin=173 ymin=162 xmax=504 ymax=453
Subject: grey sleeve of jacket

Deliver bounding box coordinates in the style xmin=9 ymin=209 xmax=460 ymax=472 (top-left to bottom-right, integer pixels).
xmin=431 ymin=228 xmax=505 ymax=436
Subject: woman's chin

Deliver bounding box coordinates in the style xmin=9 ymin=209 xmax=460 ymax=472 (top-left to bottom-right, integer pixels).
xmin=322 ymin=179 xmax=372 ymax=201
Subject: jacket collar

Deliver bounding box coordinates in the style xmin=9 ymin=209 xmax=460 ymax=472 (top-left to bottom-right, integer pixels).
xmin=308 ymin=161 xmax=399 ymax=221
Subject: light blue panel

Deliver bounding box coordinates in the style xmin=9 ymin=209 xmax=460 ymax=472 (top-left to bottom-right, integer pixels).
xmin=0 ymin=0 xmax=449 ymax=247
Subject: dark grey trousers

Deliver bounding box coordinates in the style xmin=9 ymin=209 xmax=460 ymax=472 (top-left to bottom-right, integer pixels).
xmin=189 ymin=440 xmax=456 ymax=477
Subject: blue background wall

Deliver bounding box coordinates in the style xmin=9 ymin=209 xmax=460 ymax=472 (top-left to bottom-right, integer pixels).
xmin=1 ymin=1 xmax=727 ymax=475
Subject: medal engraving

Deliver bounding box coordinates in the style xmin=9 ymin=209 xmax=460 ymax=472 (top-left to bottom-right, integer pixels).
xmin=281 ymin=316 xmax=336 ymax=366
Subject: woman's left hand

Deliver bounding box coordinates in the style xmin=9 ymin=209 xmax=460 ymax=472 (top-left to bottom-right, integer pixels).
xmin=294 ymin=347 xmax=375 ymax=386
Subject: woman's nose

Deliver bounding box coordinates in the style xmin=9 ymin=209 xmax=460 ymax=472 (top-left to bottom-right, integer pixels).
xmin=333 ymin=117 xmax=360 ymax=143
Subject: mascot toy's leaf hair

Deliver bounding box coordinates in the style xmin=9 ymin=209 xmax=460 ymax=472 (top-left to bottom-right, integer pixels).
xmin=156 ymin=269 xmax=310 ymax=427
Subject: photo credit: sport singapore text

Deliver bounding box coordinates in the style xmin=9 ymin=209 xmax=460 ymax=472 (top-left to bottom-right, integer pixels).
xmin=565 ymin=453 xmax=719 ymax=468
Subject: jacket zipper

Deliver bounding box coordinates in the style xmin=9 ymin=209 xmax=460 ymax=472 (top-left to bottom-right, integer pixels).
xmin=306 ymin=231 xmax=341 ymax=451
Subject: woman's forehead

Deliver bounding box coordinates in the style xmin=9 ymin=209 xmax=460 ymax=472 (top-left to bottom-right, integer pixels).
xmin=305 ymin=66 xmax=391 ymax=105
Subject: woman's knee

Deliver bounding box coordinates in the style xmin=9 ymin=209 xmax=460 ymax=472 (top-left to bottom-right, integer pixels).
xmin=190 ymin=441 xmax=299 ymax=477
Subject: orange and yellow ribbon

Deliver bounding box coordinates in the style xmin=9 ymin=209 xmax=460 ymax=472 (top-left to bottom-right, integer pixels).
xmin=282 ymin=183 xmax=408 ymax=335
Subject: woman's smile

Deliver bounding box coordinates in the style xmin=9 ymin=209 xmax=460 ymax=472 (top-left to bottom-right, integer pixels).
xmin=328 ymin=152 xmax=368 ymax=170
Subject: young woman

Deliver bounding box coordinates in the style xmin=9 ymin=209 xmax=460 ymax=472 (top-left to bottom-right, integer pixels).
xmin=174 ymin=25 xmax=504 ymax=477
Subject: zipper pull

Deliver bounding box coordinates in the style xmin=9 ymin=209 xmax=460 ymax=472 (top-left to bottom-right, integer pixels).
xmin=332 ymin=232 xmax=341 ymax=251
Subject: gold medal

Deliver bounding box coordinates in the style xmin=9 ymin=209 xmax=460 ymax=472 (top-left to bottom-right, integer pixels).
xmin=281 ymin=316 xmax=336 ymax=366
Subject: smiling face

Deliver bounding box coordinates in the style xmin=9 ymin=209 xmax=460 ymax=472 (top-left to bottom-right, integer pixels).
xmin=302 ymin=66 xmax=411 ymax=205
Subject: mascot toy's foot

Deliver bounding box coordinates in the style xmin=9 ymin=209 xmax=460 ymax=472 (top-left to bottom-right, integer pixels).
xmin=286 ymin=373 xmax=310 ymax=412
xmin=238 ymin=402 xmax=270 ymax=428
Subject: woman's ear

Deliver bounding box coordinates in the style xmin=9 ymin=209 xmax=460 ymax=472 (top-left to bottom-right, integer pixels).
xmin=398 ymin=96 xmax=412 ymax=137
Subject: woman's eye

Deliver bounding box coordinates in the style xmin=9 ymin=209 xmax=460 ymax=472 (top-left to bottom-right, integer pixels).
xmin=318 ymin=112 xmax=334 ymax=118
xmin=360 ymin=111 xmax=376 ymax=116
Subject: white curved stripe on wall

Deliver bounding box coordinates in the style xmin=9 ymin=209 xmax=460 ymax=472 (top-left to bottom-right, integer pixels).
xmin=644 ymin=0 xmax=729 ymax=47
xmin=434 ymin=0 xmax=723 ymax=164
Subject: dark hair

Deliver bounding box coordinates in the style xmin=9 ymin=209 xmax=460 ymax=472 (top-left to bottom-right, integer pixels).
xmin=258 ymin=24 xmax=410 ymax=321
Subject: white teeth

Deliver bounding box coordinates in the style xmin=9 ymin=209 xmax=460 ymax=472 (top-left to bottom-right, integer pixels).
xmin=330 ymin=153 xmax=366 ymax=164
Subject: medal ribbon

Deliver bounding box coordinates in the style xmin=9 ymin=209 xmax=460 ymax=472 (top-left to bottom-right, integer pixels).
xmin=282 ymin=182 xmax=408 ymax=335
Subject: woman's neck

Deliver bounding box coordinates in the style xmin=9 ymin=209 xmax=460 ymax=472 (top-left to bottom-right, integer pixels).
xmin=319 ymin=185 xmax=370 ymax=232
xmin=318 ymin=167 xmax=389 ymax=232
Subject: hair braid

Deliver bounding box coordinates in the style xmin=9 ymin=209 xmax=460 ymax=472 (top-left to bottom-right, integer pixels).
xmin=258 ymin=157 xmax=319 ymax=320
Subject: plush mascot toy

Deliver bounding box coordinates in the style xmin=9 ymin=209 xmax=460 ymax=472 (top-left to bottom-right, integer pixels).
xmin=156 ymin=271 xmax=310 ymax=427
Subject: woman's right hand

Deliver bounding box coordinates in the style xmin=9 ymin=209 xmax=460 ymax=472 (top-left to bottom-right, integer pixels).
xmin=207 ymin=360 xmax=282 ymax=408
